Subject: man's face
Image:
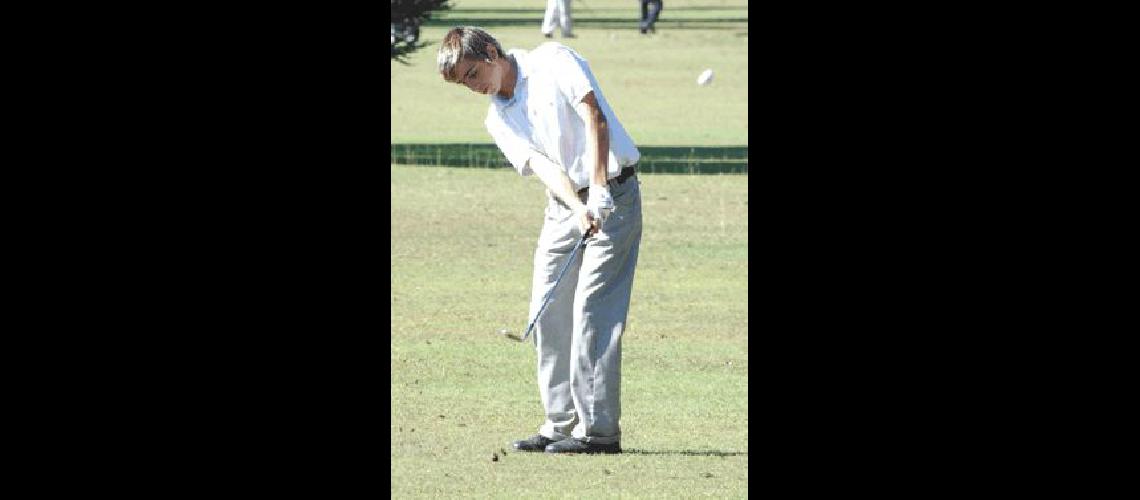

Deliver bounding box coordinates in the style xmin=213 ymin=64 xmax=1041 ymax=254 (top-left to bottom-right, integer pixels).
xmin=451 ymin=56 xmax=505 ymax=96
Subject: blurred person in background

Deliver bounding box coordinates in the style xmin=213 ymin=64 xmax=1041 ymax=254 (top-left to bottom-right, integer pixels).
xmin=542 ymin=0 xmax=574 ymax=38
xmin=640 ymin=0 xmax=662 ymax=34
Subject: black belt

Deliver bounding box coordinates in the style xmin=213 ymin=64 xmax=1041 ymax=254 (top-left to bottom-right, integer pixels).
xmin=577 ymin=166 xmax=637 ymax=196
xmin=613 ymin=165 xmax=637 ymax=185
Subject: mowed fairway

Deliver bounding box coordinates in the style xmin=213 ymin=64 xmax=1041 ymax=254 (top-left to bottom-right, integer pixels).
xmin=391 ymin=165 xmax=748 ymax=497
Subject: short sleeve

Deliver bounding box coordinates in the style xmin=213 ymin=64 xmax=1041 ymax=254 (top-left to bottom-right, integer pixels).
xmin=485 ymin=109 xmax=536 ymax=176
xmin=550 ymin=47 xmax=596 ymax=106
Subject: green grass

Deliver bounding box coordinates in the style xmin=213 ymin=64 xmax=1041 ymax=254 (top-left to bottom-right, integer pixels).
xmin=389 ymin=143 xmax=749 ymax=173
xmin=391 ymin=0 xmax=748 ymax=146
xmin=391 ymin=165 xmax=748 ymax=497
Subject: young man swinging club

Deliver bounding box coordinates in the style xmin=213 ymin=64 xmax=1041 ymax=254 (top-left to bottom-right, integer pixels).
xmin=437 ymin=27 xmax=643 ymax=454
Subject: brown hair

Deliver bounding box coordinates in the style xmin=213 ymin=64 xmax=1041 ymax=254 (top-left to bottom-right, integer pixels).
xmin=437 ymin=26 xmax=505 ymax=82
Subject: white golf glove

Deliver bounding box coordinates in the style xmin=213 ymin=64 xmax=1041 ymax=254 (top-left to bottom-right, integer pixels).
xmin=586 ymin=184 xmax=615 ymax=225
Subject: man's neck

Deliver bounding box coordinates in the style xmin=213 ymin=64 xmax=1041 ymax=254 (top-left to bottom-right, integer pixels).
xmin=496 ymin=55 xmax=517 ymax=100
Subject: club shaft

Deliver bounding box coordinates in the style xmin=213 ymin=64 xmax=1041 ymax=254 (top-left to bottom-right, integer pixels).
xmin=520 ymin=233 xmax=588 ymax=342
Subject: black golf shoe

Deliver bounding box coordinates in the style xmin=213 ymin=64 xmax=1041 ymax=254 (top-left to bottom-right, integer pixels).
xmin=512 ymin=434 xmax=558 ymax=452
xmin=544 ymin=438 xmax=621 ymax=454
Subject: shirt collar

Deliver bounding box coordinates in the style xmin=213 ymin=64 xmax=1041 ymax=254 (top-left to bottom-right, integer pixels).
xmin=492 ymin=50 xmax=529 ymax=107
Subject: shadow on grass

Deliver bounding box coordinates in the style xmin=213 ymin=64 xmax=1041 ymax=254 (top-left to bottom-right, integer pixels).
xmin=390 ymin=143 xmax=748 ymax=174
xmin=622 ymin=449 xmax=747 ymax=457
xmin=443 ymin=7 xmax=747 ymax=14
xmin=428 ymin=4 xmax=748 ymax=29
xmin=425 ymin=18 xmax=747 ymax=29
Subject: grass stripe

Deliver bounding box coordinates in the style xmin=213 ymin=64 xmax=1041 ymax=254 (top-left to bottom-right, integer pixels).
xmin=390 ymin=144 xmax=749 ymax=173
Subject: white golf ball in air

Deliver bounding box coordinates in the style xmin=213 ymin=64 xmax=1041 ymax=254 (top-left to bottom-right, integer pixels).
xmin=697 ymin=69 xmax=714 ymax=86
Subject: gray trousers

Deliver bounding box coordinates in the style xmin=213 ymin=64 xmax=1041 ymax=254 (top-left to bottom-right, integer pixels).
xmin=532 ymin=175 xmax=642 ymax=445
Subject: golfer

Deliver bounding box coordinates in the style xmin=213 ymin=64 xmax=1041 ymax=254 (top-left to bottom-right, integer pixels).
xmin=438 ymin=27 xmax=642 ymax=454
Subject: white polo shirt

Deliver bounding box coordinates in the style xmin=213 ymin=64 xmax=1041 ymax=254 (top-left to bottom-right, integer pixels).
xmin=484 ymin=43 xmax=640 ymax=190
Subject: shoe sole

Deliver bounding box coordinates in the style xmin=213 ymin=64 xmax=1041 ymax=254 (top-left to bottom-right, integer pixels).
xmin=544 ymin=447 xmax=622 ymax=454
xmin=513 ymin=439 xmax=556 ymax=452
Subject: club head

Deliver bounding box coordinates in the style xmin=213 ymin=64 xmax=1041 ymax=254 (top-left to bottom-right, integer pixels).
xmin=498 ymin=329 xmax=524 ymax=342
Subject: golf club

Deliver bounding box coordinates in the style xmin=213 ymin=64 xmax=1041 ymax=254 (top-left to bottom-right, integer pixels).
xmin=500 ymin=231 xmax=590 ymax=343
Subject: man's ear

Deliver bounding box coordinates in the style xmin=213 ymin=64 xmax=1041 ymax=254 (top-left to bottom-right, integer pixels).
xmin=485 ymin=43 xmax=498 ymax=60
